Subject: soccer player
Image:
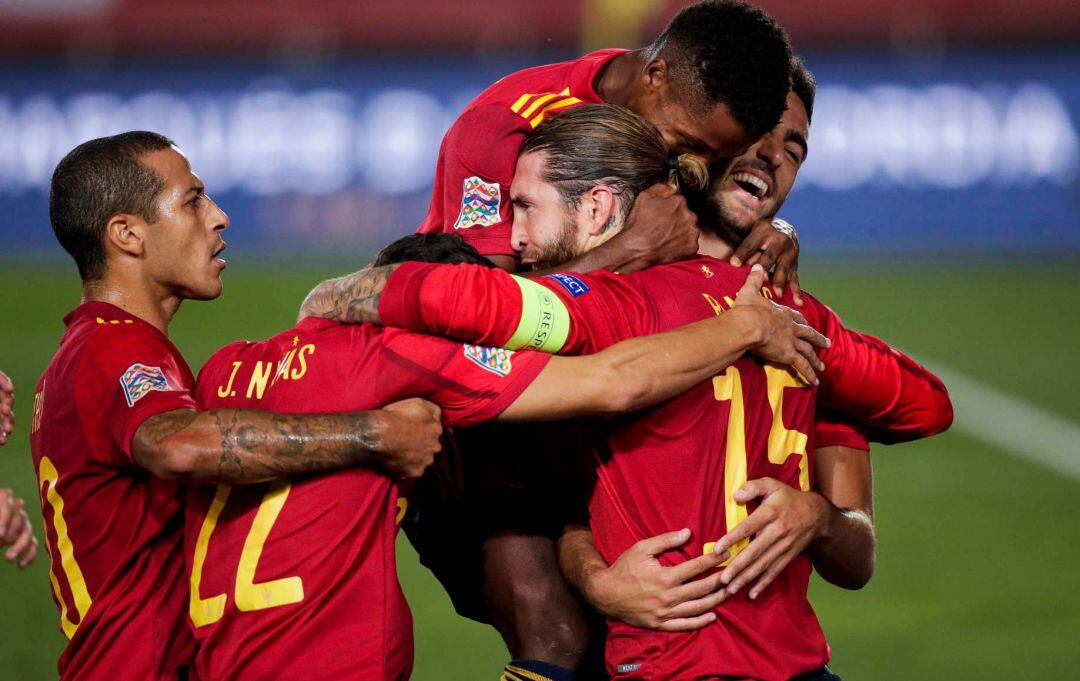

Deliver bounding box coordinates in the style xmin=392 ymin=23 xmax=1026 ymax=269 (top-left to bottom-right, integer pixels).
xmin=301 ymin=105 xmax=953 ymax=680
xmin=421 ymin=0 xmax=800 ymax=285
xmin=559 ymin=60 xmax=878 ymax=640
xmin=414 ymin=3 xmax=800 ymax=671
xmin=186 ymin=232 xmax=828 ymax=680
xmin=0 ymin=369 xmax=39 ymax=569
xmin=32 ymin=132 xmax=444 ymax=680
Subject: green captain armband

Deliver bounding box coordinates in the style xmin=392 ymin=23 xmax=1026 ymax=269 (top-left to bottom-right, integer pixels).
xmin=505 ymin=275 xmax=571 ymax=353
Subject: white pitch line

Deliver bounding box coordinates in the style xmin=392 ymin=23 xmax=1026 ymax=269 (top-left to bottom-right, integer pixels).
xmin=930 ymin=365 xmax=1080 ymax=481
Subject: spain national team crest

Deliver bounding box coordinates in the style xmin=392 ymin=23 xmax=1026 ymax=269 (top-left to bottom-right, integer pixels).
xmin=120 ymin=363 xmax=172 ymax=407
xmin=463 ymin=344 xmax=513 ymax=377
xmin=454 ymin=176 xmax=501 ymax=230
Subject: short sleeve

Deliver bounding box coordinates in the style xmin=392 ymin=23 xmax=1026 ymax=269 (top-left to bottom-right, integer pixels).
xmin=813 ymin=412 xmax=871 ymax=452
xmin=78 ymin=326 xmax=198 ymax=467
xmin=378 ymin=331 xmax=551 ymax=428
xmin=431 ymin=106 xmax=522 ymax=257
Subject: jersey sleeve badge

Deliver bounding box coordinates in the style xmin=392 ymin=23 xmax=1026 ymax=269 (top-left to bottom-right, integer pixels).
xmin=120 ymin=363 xmax=172 ymax=407
xmin=463 ymin=344 xmax=514 ymax=377
xmin=454 ymin=176 xmax=502 ymax=230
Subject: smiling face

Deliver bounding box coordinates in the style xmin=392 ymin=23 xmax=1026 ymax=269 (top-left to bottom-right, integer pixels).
xmin=138 ymin=147 xmax=230 ymax=300
xmin=704 ymin=91 xmax=809 ymax=235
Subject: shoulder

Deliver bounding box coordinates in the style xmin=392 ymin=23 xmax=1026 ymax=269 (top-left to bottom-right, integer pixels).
xmin=80 ymin=318 xmax=187 ymax=372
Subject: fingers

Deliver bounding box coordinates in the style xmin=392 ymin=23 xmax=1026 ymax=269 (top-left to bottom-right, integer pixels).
xmin=0 ymin=489 xmax=12 ymax=538
xmin=0 ymin=370 xmax=12 ymax=393
xmin=725 ymin=534 xmax=794 ymax=597
xmin=794 ymin=323 xmax=830 ymax=351
xmin=730 ymin=230 xmax=764 ymax=268
xmin=7 ymin=519 xmax=38 ymax=568
xmin=665 ymin=569 xmax=725 ymax=604
xmin=711 ymin=513 xmax=765 ymax=556
xmin=657 ymin=611 xmax=718 ymax=632
xmin=785 ymin=306 xmax=808 ymax=327
xmin=791 ymin=353 xmax=818 ymax=387
xmin=788 ymin=270 xmax=803 ymax=306
xmin=735 ymin=265 xmax=768 ymax=300
xmin=633 ymin=527 xmax=691 ymax=558
xmin=661 ymin=589 xmax=728 ymax=624
xmin=719 ymin=523 xmax=780 ymax=588
xmin=2 ymin=496 xmax=27 ymax=545
xmin=748 ymin=551 xmax=794 ymax=600
xmin=732 ymin=477 xmax=780 ymax=504
xmin=666 ymin=548 xmax=725 ymax=584
xmin=751 ymin=245 xmax=778 ymax=271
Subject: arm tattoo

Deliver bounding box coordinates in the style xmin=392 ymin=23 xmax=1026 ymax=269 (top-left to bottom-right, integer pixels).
xmin=298 ymin=264 xmax=401 ymax=325
xmin=133 ymin=408 xmax=385 ymax=484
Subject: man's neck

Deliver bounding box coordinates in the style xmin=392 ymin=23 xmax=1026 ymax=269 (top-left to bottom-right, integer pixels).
xmin=82 ymin=273 xmax=180 ymax=335
xmin=595 ymin=50 xmax=645 ymax=108
xmin=697 ymin=229 xmax=737 ymax=261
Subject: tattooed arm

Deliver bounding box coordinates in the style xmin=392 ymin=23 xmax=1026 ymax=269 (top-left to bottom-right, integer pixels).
xmin=131 ymin=398 xmax=442 ymax=484
xmin=298 ymin=264 xmax=400 ymax=325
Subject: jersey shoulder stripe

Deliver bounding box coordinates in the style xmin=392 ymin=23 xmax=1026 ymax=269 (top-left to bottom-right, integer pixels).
xmin=508 ymin=87 xmax=584 ymax=128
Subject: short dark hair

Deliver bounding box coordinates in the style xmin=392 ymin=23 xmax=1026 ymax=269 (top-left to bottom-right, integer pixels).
xmin=49 ymin=131 xmax=175 ymax=281
xmin=650 ymin=0 xmax=793 ymax=139
xmin=373 ymin=233 xmax=495 ymax=268
xmin=790 ymin=55 xmax=816 ymax=124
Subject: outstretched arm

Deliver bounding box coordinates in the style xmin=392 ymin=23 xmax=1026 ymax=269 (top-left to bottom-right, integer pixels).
xmin=499 ymin=268 xmax=829 ymax=422
xmin=132 ymin=398 xmax=443 ymax=485
xmin=804 ymin=294 xmax=954 ymax=442
xmin=299 ymin=264 xmax=401 ymax=325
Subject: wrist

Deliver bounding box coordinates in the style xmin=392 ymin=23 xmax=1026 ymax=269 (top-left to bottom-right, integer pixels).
xmin=808 ymin=491 xmax=837 ymax=543
xmin=727 ymin=306 xmax=767 ymax=350
xmin=581 ymin=563 xmax=618 ymax=615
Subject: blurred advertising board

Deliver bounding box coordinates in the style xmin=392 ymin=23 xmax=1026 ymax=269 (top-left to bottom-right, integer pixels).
xmin=1 ymin=50 xmax=1077 ymax=257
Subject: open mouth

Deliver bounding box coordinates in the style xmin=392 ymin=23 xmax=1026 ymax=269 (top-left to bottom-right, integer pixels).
xmin=731 ymin=171 xmax=770 ymax=200
xmin=212 ymin=242 xmax=228 ymax=265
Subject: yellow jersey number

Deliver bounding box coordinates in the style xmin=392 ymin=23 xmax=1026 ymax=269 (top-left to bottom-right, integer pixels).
xmin=703 ymin=365 xmax=811 ymax=564
xmin=37 ymin=457 xmax=93 ymax=639
xmin=189 ymin=481 xmax=305 ymax=627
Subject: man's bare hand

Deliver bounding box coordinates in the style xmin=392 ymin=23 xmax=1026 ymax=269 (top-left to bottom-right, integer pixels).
xmin=608 ymin=184 xmax=700 ymax=273
xmin=0 ymin=370 xmax=14 ymax=445
xmin=712 ymin=478 xmax=830 ymax=601
xmin=584 ymin=528 xmax=730 ymax=632
xmin=0 ymin=488 xmax=39 ymax=568
xmin=733 ymin=265 xmax=828 ymax=385
xmin=730 ymin=217 xmax=802 ymax=304
xmin=374 ymin=398 xmax=443 ymax=479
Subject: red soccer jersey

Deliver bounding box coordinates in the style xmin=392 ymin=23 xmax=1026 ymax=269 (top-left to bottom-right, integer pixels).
xmin=417 ymin=49 xmax=624 ymax=256
xmin=29 ymin=302 xmax=198 ymax=680
xmin=378 ymin=258 xmax=952 ymax=680
xmin=186 ymin=318 xmax=549 ymax=681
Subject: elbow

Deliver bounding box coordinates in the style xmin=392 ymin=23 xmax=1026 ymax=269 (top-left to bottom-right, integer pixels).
xmin=151 ymin=443 xmax=204 ymax=482
xmin=930 ymin=386 xmax=955 ymax=436
xmin=134 ymin=437 xmax=208 ymax=483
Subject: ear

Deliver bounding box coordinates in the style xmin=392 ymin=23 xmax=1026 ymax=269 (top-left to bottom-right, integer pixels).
xmin=642 ymin=57 xmax=669 ymax=94
xmin=579 ymin=185 xmax=618 ymax=236
xmin=104 ymin=213 xmax=148 ymax=259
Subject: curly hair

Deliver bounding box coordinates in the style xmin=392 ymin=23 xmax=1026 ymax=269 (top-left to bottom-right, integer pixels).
xmin=648 ymin=0 xmax=793 ymax=139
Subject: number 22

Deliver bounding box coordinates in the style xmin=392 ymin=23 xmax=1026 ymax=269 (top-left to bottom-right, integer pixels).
xmin=189 ymin=481 xmax=304 ymax=627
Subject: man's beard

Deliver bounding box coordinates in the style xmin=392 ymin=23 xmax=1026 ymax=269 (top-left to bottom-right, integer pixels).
xmin=696 ymin=190 xmax=754 ymax=245
xmin=531 ymin=215 xmax=580 ymax=270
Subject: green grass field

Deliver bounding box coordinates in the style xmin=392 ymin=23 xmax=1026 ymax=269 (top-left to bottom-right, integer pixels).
xmin=1 ymin=256 xmax=1077 ymax=680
